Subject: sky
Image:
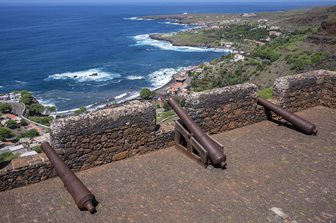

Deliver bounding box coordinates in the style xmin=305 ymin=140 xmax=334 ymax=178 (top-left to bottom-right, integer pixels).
xmin=1 ymin=0 xmax=335 ymax=4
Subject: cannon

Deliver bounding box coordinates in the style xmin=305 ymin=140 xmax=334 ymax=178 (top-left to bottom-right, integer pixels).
xmin=168 ymin=97 xmax=226 ymax=168
xmin=257 ymin=97 xmax=317 ymax=135
xmin=41 ymin=142 xmax=97 ymax=213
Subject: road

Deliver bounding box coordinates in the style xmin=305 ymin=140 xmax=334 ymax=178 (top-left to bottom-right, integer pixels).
xmin=1 ymin=100 xmax=50 ymax=129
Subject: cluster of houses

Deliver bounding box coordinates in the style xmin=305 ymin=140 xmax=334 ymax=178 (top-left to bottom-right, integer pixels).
xmin=0 ymin=92 xmax=21 ymax=102
xmin=0 ymin=108 xmax=49 ymax=160
xmin=0 ymin=91 xmax=53 ymax=160
xmin=166 ymin=67 xmax=194 ymax=96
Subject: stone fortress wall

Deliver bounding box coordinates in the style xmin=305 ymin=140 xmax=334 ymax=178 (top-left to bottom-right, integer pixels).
xmin=1 ymin=70 xmax=335 ymax=191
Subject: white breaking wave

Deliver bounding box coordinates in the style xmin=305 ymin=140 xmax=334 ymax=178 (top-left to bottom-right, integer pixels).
xmin=114 ymin=93 xmax=128 ymax=100
xmin=0 ymin=86 xmax=3 ymax=88
xmin=148 ymin=67 xmax=182 ymax=89
xmin=126 ymin=75 xmax=144 ymax=80
xmin=159 ymin=21 xmax=188 ymax=26
xmin=15 ymin=80 xmax=27 ymax=85
xmin=133 ymin=34 xmax=231 ymax=53
xmin=47 ymin=68 xmax=120 ymax=82
xmin=36 ymin=98 xmax=56 ymax=108
xmin=123 ymin=17 xmax=154 ymax=21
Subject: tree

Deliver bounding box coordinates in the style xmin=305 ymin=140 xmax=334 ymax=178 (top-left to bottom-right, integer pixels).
xmin=0 ymin=127 xmax=14 ymax=141
xmin=74 ymin=106 xmax=87 ymax=116
xmin=5 ymin=120 xmax=19 ymax=129
xmin=17 ymin=129 xmax=39 ymax=139
xmin=0 ymin=102 xmax=12 ymax=113
xmin=20 ymin=119 xmax=29 ymax=126
xmin=29 ymin=103 xmax=45 ymax=116
xmin=45 ymin=106 xmax=56 ymax=114
xmin=140 ymin=88 xmax=155 ymax=100
xmin=20 ymin=91 xmax=34 ymax=105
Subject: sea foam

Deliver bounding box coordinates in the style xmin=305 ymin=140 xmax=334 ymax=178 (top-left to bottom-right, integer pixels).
xmin=148 ymin=67 xmax=182 ymax=89
xmin=47 ymin=68 xmax=120 ymax=82
xmin=126 ymin=75 xmax=144 ymax=80
xmin=123 ymin=17 xmax=154 ymax=21
xmin=133 ymin=34 xmax=231 ymax=53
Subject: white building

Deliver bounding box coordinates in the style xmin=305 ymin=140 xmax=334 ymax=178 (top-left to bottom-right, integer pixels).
xmin=0 ymin=144 xmax=27 ymax=155
xmin=9 ymin=92 xmax=21 ymax=102
xmin=20 ymin=151 xmax=38 ymax=157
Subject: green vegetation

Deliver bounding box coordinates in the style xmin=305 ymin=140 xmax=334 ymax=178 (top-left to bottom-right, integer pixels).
xmin=253 ymin=46 xmax=281 ymax=62
xmin=74 ymin=106 xmax=87 ymax=116
xmin=32 ymin=145 xmax=42 ymax=153
xmin=0 ymin=152 xmax=19 ymax=162
xmin=29 ymin=116 xmax=54 ymax=126
xmin=258 ymin=88 xmax=273 ymax=99
xmin=18 ymin=90 xmax=48 ymax=116
xmin=45 ymin=106 xmax=56 ymax=114
xmin=216 ymin=24 xmax=269 ymax=41
xmin=5 ymin=120 xmax=19 ymax=129
xmin=19 ymin=91 xmax=34 ymax=105
xmin=0 ymin=127 xmax=14 ymax=141
xmin=140 ymin=88 xmax=155 ymax=100
xmin=20 ymin=119 xmax=29 ymax=126
xmin=29 ymin=103 xmax=45 ymax=116
xmin=17 ymin=129 xmax=39 ymax=140
xmin=285 ymin=52 xmax=329 ymax=71
xmin=157 ymin=110 xmax=176 ymax=123
xmin=0 ymin=102 xmax=12 ymax=113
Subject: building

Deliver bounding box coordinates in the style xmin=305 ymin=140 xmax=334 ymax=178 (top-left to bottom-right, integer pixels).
xmin=0 ymin=92 xmax=21 ymax=102
xmin=0 ymin=144 xmax=27 ymax=155
xmin=269 ymin=31 xmax=282 ymax=38
xmin=5 ymin=114 xmax=21 ymax=122
xmin=20 ymin=151 xmax=38 ymax=157
xmin=9 ymin=93 xmax=21 ymax=102
xmin=0 ymin=94 xmax=9 ymax=101
xmin=233 ymin=53 xmax=245 ymax=62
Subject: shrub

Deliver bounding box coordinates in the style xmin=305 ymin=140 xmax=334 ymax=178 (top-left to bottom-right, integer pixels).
xmin=17 ymin=129 xmax=39 ymax=139
xmin=20 ymin=91 xmax=34 ymax=105
xmin=0 ymin=127 xmax=14 ymax=141
xmin=29 ymin=103 xmax=45 ymax=116
xmin=258 ymin=88 xmax=273 ymax=99
xmin=5 ymin=120 xmax=19 ymax=129
xmin=20 ymin=119 xmax=29 ymax=126
xmin=0 ymin=152 xmax=19 ymax=162
xmin=163 ymin=101 xmax=171 ymax=111
xmin=29 ymin=116 xmax=54 ymax=126
xmin=74 ymin=106 xmax=87 ymax=116
xmin=253 ymin=47 xmax=281 ymax=62
xmin=0 ymin=102 xmax=12 ymax=113
xmin=140 ymin=88 xmax=155 ymax=100
xmin=32 ymin=145 xmax=42 ymax=153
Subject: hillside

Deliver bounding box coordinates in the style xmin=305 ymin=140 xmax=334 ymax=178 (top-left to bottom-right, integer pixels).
xmin=146 ymin=6 xmax=336 ymax=90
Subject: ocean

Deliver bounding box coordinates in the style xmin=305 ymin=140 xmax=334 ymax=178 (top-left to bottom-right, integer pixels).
xmin=0 ymin=2 xmax=333 ymax=112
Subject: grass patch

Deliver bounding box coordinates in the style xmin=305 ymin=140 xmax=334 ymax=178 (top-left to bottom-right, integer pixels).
xmin=32 ymin=145 xmax=42 ymax=153
xmin=16 ymin=129 xmax=39 ymax=140
xmin=28 ymin=116 xmax=54 ymax=126
xmin=156 ymin=110 xmax=176 ymax=123
xmin=0 ymin=152 xmax=19 ymax=162
xmin=258 ymin=88 xmax=273 ymax=99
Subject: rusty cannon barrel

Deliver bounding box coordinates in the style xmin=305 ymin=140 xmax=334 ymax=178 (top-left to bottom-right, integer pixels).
xmin=257 ymin=97 xmax=317 ymax=135
xmin=168 ymin=97 xmax=226 ymax=168
xmin=41 ymin=142 xmax=97 ymax=213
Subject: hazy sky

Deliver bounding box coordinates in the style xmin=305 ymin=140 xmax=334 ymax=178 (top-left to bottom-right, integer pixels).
xmin=1 ymin=0 xmax=335 ymax=4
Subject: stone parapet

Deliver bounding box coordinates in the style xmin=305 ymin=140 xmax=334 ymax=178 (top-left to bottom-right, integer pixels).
xmin=273 ymin=70 xmax=336 ymax=112
xmin=185 ymin=83 xmax=265 ymax=134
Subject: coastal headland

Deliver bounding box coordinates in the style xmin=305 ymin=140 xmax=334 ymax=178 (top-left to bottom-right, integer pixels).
xmin=143 ymin=6 xmax=336 ymax=93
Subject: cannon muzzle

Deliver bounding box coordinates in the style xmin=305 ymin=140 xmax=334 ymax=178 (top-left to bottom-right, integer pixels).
xmin=41 ymin=142 xmax=97 ymax=213
xmin=257 ymin=97 xmax=317 ymax=135
xmin=168 ymin=97 xmax=226 ymax=168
